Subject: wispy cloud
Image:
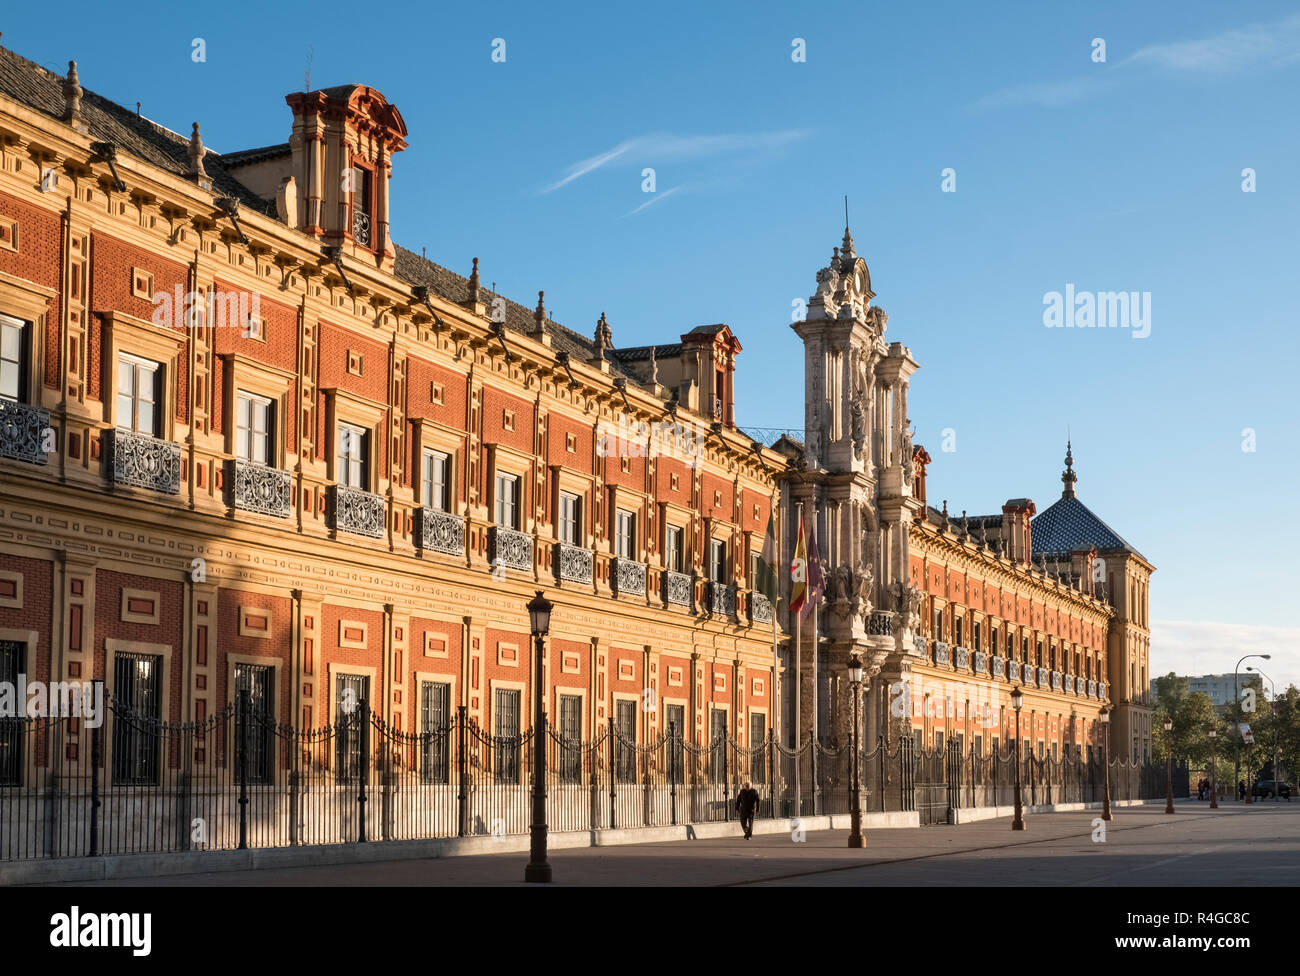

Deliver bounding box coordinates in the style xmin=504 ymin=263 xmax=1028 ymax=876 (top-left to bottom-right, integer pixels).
xmin=622 ymin=185 xmax=683 ymax=217
xmin=541 ymin=130 xmax=810 ymax=194
xmin=1153 ymin=619 xmax=1300 ymax=692
xmin=974 ymin=13 xmax=1300 ymax=111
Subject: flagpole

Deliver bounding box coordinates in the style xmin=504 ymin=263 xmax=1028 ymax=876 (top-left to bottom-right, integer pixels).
xmin=812 ymin=577 xmax=819 ymax=816
xmin=795 ymin=501 xmax=803 ymax=821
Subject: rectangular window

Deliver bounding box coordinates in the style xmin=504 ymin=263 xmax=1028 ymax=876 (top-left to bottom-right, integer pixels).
xmin=933 ymin=608 xmax=943 ymax=640
xmin=666 ymin=703 xmax=685 ymax=785
xmin=558 ymin=491 xmax=581 ymax=545
xmin=615 ymin=509 xmax=635 ymax=558
xmin=0 ymin=314 xmax=27 ymax=402
xmin=495 ymin=473 xmax=520 ymax=529
xmin=709 ymin=539 xmax=727 ymax=583
xmin=112 ymin=652 xmax=162 ymax=785
xmin=234 ymin=663 xmax=275 ymax=784
xmin=0 ymin=640 xmax=25 ymax=785
xmin=337 ymin=423 xmax=368 ymax=489
xmin=954 ymin=616 xmax=963 ymax=646
xmin=334 ymin=674 xmax=369 ymax=783
xmin=558 ymin=694 xmax=582 ymax=784
xmin=664 ymin=525 xmax=683 ymax=573
xmin=749 ymin=713 xmax=766 ymax=784
xmin=615 ymin=699 xmax=637 ymax=783
xmin=974 ymin=622 xmax=982 ymax=653
xmin=236 ymin=391 xmax=274 ymax=464
xmin=420 ymin=680 xmax=451 ymax=784
xmin=421 ymin=449 xmax=451 ymax=511
xmin=709 ymin=708 xmax=728 ymax=779
xmin=493 ymin=688 xmax=521 ymax=783
xmin=117 ymin=354 xmax=161 ymax=436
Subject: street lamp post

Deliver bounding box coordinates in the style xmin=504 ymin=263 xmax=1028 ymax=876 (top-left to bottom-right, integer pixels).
xmin=1011 ymin=686 xmax=1026 ymax=831
xmin=525 ymin=590 xmax=553 ymax=883
xmin=1163 ymin=714 xmax=1175 ymax=815
xmin=847 ymin=653 xmax=865 ymax=848
xmin=1100 ymin=706 xmax=1112 ymax=821
xmin=1248 ymin=666 xmax=1279 ymax=803
xmin=1234 ymin=653 xmax=1270 ymax=803
xmin=1208 ymin=726 xmax=1218 ymax=810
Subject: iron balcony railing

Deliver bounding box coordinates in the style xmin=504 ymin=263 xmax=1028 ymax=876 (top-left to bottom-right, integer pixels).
xmin=913 ymin=634 xmax=929 ymax=659
xmin=1022 ymin=664 xmax=1035 ymax=687
xmin=707 ymin=581 xmax=736 ymax=618
xmin=974 ymin=650 xmax=988 ymax=675
xmin=1063 ymin=674 xmax=1075 ymax=695
xmin=612 ymin=557 xmax=646 ymax=597
xmin=1038 ymin=667 xmax=1050 ymax=687
xmin=1008 ymin=660 xmax=1021 ymax=683
xmin=664 ymin=570 xmax=692 ymax=608
xmin=749 ymin=592 xmax=773 ymax=625
xmin=109 ymin=428 xmax=181 ymax=494
xmin=0 ymin=399 xmax=50 ymax=465
xmin=328 ymin=484 xmax=385 ymax=539
xmin=991 ymin=655 xmax=1005 ymax=679
xmin=489 ymin=525 xmax=533 ymax=573
xmin=419 ymin=508 xmax=465 ymax=556
xmin=933 ymin=641 xmax=950 ymax=666
xmin=352 ymin=208 xmax=371 ymax=246
xmin=555 ymin=542 xmax=594 ymax=584
xmin=1087 ymin=679 xmax=1097 ymax=698
xmin=954 ymin=646 xmax=969 ymax=670
xmin=227 ymin=459 xmax=291 ymax=517
xmin=866 ymin=611 xmax=894 ymax=636
xmin=1050 ymin=671 xmax=1063 ymax=692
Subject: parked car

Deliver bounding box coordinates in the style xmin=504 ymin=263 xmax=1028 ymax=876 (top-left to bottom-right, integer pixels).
xmin=1252 ymin=780 xmax=1293 ymax=799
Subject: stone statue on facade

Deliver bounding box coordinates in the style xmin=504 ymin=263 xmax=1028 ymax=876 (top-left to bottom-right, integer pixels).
xmin=850 ymin=393 xmax=867 ymax=460
xmin=851 ymin=560 xmax=874 ymax=619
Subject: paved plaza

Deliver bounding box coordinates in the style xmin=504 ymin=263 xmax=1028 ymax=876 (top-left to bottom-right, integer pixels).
xmin=38 ymin=802 xmax=1299 ymax=887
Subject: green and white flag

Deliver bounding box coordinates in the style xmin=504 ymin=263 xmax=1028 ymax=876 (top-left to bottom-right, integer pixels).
xmin=755 ymin=511 xmax=779 ymax=605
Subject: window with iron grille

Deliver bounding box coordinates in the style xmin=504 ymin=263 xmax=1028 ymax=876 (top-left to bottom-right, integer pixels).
xmin=749 ymin=713 xmax=766 ymax=784
xmin=709 ymin=708 xmax=728 ymax=779
xmin=666 ymin=704 xmax=685 ymax=784
xmin=0 ymin=640 xmax=25 ymax=786
xmin=558 ymin=491 xmax=582 ymax=545
xmin=234 ymin=663 xmax=275 ymax=784
xmin=420 ymin=681 xmax=451 ymax=784
xmin=493 ymin=688 xmax=521 ymax=783
xmin=112 ymin=652 xmax=161 ymax=785
xmin=421 ymin=449 xmax=451 ymax=512
xmin=664 ymin=525 xmax=683 ymax=572
xmin=334 ymin=674 xmax=369 ymax=783
xmin=0 ymin=314 xmax=28 ymax=402
xmin=615 ymin=699 xmax=636 ymax=783
xmin=558 ymin=694 xmax=582 ymax=784
xmin=117 ymin=354 xmax=161 ymax=436
xmin=236 ymin=391 xmax=274 ymax=464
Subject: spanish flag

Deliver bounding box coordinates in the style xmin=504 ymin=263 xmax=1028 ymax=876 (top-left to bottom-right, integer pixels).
xmin=789 ymin=510 xmax=808 ymax=616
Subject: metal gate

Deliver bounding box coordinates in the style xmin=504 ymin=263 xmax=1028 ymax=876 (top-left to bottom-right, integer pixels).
xmin=915 ymin=743 xmax=950 ymax=826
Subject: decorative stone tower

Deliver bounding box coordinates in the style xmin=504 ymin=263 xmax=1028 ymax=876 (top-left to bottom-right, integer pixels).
xmin=778 ymin=227 xmax=924 ymax=750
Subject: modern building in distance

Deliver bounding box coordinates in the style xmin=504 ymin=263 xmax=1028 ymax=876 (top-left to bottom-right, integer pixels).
xmin=1149 ymin=673 xmax=1261 ymax=710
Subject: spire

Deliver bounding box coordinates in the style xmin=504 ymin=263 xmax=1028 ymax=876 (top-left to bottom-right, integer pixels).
xmin=1061 ymin=439 xmax=1077 ymax=499
xmin=841 ymin=195 xmax=855 ymax=258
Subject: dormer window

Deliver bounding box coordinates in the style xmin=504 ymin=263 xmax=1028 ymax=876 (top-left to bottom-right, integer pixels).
xmin=350 ymin=165 xmax=372 ymax=248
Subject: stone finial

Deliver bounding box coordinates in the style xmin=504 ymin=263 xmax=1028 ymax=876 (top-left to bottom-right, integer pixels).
xmin=594 ymin=311 xmax=612 ymax=358
xmin=940 ymin=500 xmax=950 ymax=531
xmin=63 ymin=61 xmax=83 ymax=125
xmin=1061 ymin=439 xmax=1078 ymax=499
xmin=841 ymin=224 xmax=855 ymax=260
xmin=276 ymin=175 xmax=298 ymax=226
xmin=649 ymin=345 xmax=659 ymax=386
xmin=468 ymin=257 xmax=481 ymax=304
xmin=187 ymin=123 xmax=207 ymax=180
xmin=534 ymin=290 xmax=546 ymax=331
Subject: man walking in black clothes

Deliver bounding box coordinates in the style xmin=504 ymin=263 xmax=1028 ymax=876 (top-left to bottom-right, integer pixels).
xmin=736 ymin=780 xmax=760 ymax=839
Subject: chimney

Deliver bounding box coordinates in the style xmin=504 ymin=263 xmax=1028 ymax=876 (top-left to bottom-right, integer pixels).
xmin=1001 ymin=498 xmax=1036 ymax=566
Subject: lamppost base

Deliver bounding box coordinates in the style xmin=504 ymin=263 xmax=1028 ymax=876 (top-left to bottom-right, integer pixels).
xmin=1011 ymin=819 xmax=1027 ymax=831
xmin=525 ymin=862 xmax=552 ymax=883
xmin=1164 ymin=801 xmax=1174 ymax=815
xmin=847 ymin=832 xmax=865 ymax=848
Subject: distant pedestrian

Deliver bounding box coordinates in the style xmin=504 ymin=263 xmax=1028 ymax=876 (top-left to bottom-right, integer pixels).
xmin=736 ymin=781 xmax=760 ymax=839
xmin=1238 ymin=780 xmax=1246 ymax=801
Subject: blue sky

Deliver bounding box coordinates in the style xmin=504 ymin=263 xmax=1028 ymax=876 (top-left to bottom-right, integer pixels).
xmin=4 ymin=0 xmax=1297 ymax=687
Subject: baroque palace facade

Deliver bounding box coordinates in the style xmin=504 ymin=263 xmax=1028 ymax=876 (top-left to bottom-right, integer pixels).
xmin=0 ymin=45 xmax=784 ymax=764
xmin=774 ymin=231 xmax=1155 ymax=764
xmin=0 ymin=40 xmax=1152 ymax=776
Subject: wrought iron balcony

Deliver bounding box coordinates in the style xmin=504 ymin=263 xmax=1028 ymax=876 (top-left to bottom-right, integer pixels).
xmin=489 ymin=525 xmax=533 ymax=573
xmin=707 ymin=581 xmax=736 ymax=618
xmin=1007 ymin=660 xmax=1021 ymax=683
xmin=974 ymin=650 xmax=988 ymax=675
xmin=1050 ymin=671 xmax=1063 ymax=692
xmin=1087 ymin=679 xmax=1097 ymax=698
xmin=227 ymin=459 xmax=291 ymax=517
xmin=933 ymin=641 xmax=950 ymax=666
xmin=1037 ymin=667 xmax=1050 ymax=687
xmin=328 ymin=484 xmax=385 ymax=538
xmin=419 ymin=507 xmax=465 ymax=556
xmin=991 ymin=655 xmax=1005 ymax=679
xmin=954 ymin=646 xmax=969 ymax=670
xmin=1063 ymin=674 xmax=1075 ymax=695
xmin=353 ymin=208 xmax=371 ymax=246
xmin=749 ymin=592 xmax=773 ymax=625
xmin=109 ymin=428 xmax=180 ymax=494
xmin=555 ymin=542 xmax=594 ymax=584
xmin=866 ymin=610 xmax=894 ymax=636
xmin=664 ymin=570 xmax=692 ymax=608
xmin=0 ymin=399 xmax=50 ymax=464
xmin=1021 ymin=665 xmax=1034 ymax=687
xmin=612 ymin=557 xmax=646 ymax=597
xmin=1099 ymin=682 xmax=1108 ymax=699
xmin=913 ymin=634 xmax=930 ymax=659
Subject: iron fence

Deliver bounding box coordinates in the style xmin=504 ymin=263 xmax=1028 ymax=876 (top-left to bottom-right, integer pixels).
xmin=0 ymin=690 xmax=1185 ymax=861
